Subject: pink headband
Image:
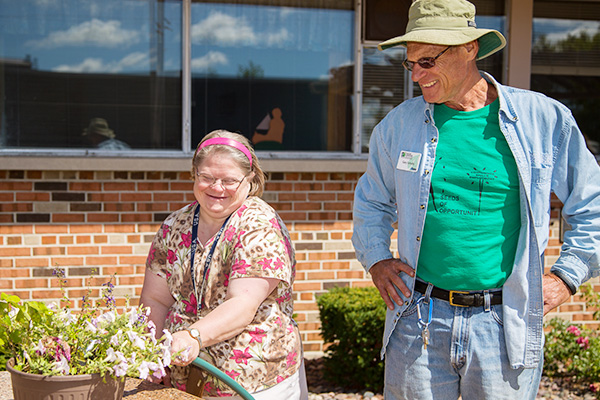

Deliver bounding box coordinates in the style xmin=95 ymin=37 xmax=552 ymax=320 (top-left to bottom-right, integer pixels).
xmin=197 ymin=137 xmax=253 ymax=167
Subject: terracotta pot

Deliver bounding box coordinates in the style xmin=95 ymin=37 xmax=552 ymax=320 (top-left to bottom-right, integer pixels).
xmin=7 ymin=358 xmax=126 ymax=400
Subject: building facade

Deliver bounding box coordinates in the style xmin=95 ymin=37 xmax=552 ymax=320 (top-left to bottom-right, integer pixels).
xmin=1 ymin=0 xmax=599 ymax=357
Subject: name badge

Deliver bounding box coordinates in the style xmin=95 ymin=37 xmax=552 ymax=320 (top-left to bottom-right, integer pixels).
xmin=396 ymin=151 xmax=421 ymax=172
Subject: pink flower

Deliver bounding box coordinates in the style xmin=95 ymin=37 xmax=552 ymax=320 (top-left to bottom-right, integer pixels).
xmin=274 ymin=258 xmax=284 ymax=270
xmin=162 ymin=225 xmax=170 ymax=239
xmin=269 ymin=218 xmax=280 ymax=230
xmin=224 ymin=226 xmax=236 ymax=241
xmin=182 ymin=293 xmax=198 ymax=314
xmin=174 ymin=381 xmax=186 ymax=391
xmin=235 ymin=230 xmax=245 ymax=248
xmin=590 ymin=383 xmax=600 ymax=393
xmin=179 ymin=231 xmax=192 ymax=248
xmin=167 ymin=249 xmax=178 ymax=264
xmin=576 ymin=336 xmax=589 ymax=349
xmin=276 ymin=375 xmax=285 ymax=383
xmin=286 ymin=351 xmax=297 ymax=367
xmin=232 ymin=259 xmax=250 ymax=275
xmin=258 ymin=258 xmax=272 ymax=270
xmin=236 ymin=205 xmax=248 ymax=217
xmin=566 ymin=325 xmax=581 ymax=336
xmin=223 ymin=273 xmax=230 ymax=287
xmin=225 ymin=369 xmax=241 ymax=379
xmin=230 ymin=347 xmax=253 ymax=365
xmin=248 ymin=328 xmax=266 ymax=344
xmin=148 ymin=244 xmax=156 ymax=261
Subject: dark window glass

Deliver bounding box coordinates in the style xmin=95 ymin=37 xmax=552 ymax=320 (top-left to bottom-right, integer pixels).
xmin=0 ymin=0 xmax=182 ymax=150
xmin=190 ymin=1 xmax=354 ymax=151
xmin=532 ymin=0 xmax=600 ymax=155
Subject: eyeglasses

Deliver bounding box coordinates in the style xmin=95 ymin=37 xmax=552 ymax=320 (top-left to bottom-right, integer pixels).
xmin=195 ymin=172 xmax=248 ymax=191
xmin=402 ymin=46 xmax=452 ymax=72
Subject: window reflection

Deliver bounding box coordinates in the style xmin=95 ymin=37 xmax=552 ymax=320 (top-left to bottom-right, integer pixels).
xmin=190 ymin=2 xmax=354 ymax=151
xmin=0 ymin=0 xmax=182 ymax=150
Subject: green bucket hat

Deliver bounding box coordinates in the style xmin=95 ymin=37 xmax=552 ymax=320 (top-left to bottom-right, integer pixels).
xmin=378 ymin=0 xmax=506 ymax=61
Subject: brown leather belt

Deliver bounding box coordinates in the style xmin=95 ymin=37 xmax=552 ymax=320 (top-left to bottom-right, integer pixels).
xmin=414 ymin=280 xmax=502 ymax=307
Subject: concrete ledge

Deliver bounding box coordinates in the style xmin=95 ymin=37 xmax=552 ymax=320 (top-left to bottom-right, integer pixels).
xmin=0 ymin=155 xmax=368 ymax=173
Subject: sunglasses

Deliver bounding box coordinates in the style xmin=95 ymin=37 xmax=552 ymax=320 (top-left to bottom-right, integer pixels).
xmin=402 ymin=46 xmax=452 ymax=72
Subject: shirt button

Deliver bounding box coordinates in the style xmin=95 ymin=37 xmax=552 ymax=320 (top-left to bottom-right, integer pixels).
xmin=424 ymin=170 xmax=430 ymax=175
xmin=416 ymin=236 xmax=421 ymax=241
xmin=431 ymin=137 xmax=437 ymax=143
xmin=420 ymin=205 xmax=425 ymax=209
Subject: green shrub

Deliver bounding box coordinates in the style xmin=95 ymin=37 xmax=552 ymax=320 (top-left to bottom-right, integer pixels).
xmin=317 ymin=286 xmax=386 ymax=392
xmin=544 ymin=284 xmax=600 ymax=398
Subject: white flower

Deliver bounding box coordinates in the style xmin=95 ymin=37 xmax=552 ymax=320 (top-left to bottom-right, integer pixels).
xmin=84 ymin=320 xmax=97 ymax=333
xmin=138 ymin=361 xmax=150 ymax=380
xmin=96 ymin=310 xmax=117 ymax=328
xmin=52 ymin=356 xmax=70 ymax=375
xmin=104 ymin=348 xmax=118 ymax=363
xmin=126 ymin=330 xmax=146 ymax=350
xmin=110 ymin=330 xmax=123 ymax=346
xmin=113 ymin=361 xmax=128 ymax=377
xmin=84 ymin=339 xmax=99 ymax=354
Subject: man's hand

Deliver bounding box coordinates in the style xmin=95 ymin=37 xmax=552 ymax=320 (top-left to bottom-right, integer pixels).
xmin=543 ymin=273 xmax=573 ymax=315
xmin=369 ymin=259 xmax=415 ymax=310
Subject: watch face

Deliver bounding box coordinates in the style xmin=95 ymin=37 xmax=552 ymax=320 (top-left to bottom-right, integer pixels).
xmin=189 ymin=328 xmax=199 ymax=338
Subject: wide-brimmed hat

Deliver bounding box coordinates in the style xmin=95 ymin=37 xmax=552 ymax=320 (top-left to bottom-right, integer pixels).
xmin=82 ymin=118 xmax=115 ymax=139
xmin=378 ymin=0 xmax=506 ymax=61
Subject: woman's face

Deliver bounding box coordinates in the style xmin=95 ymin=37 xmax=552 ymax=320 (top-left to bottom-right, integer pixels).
xmin=193 ymin=153 xmax=252 ymax=222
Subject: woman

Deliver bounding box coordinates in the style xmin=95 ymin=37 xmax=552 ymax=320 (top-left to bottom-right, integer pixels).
xmin=140 ymin=130 xmax=307 ymax=399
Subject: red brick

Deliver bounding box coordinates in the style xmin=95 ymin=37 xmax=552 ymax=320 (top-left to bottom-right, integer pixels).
xmin=0 ymin=247 xmax=30 ymax=257
xmin=32 ymin=290 xmax=63 ymax=299
xmin=35 ymin=225 xmax=69 ymax=234
xmin=59 ymin=236 xmax=75 ymax=244
xmin=308 ymin=252 xmax=336 ymax=260
xmin=67 ymin=246 xmax=99 ymax=255
xmin=0 ymin=203 xmax=32 ymax=212
xmin=33 ymin=247 xmax=66 ymax=256
xmin=1 ymin=182 xmax=32 ymax=191
xmin=0 ymin=259 xmax=14 ymax=267
xmin=170 ymin=183 xmax=194 ymax=191
xmin=88 ymin=213 xmax=120 ymax=223
xmin=138 ymin=203 xmax=168 ymax=211
xmin=100 ymin=246 xmax=133 ymax=255
xmin=51 ymin=257 xmax=85 ymax=266
xmin=103 ymin=266 xmax=135 ymax=275
xmin=15 ymin=192 xmax=50 ymax=201
xmin=0 ymin=268 xmax=31 ymax=277
xmin=306 ymin=271 xmax=336 ymax=280
xmin=121 ymin=193 xmax=153 ymax=202
xmin=15 ymin=279 xmax=49 ymax=289
xmin=15 ymin=258 xmax=49 ymax=268
xmin=88 ymin=193 xmax=119 ymax=202
xmin=103 ymin=182 xmax=136 ymax=191
xmin=118 ymin=276 xmax=144 ymax=285
xmin=293 ymin=282 xmax=321 ymax=291
xmin=70 ymin=182 xmax=102 ymax=191
xmin=119 ymin=256 xmax=148 ymax=264
xmin=7 ymin=236 xmax=22 ymax=245
xmin=0 ymin=193 xmax=15 ymax=201
xmin=294 ymin=202 xmax=321 ymax=211
xmin=71 ymin=225 xmax=103 ymax=234
xmin=122 ymin=213 xmax=153 ymax=222
xmin=105 ymin=225 xmax=136 ymax=233
xmin=105 ymin=203 xmax=135 ymax=212
xmin=294 ymin=183 xmax=323 ymax=191
xmin=53 ymin=214 xmax=86 ymax=223
xmin=86 ymin=256 xmax=118 ymax=266
xmin=324 ymin=202 xmax=352 ymax=211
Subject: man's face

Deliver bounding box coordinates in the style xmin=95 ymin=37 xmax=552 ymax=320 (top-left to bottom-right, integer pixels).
xmin=406 ymin=42 xmax=473 ymax=106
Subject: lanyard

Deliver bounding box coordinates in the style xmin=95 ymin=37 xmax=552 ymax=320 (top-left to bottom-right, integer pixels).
xmin=190 ymin=204 xmax=231 ymax=315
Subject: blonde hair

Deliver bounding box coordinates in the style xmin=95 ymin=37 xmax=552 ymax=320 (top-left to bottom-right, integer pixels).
xmin=192 ymin=130 xmax=266 ymax=197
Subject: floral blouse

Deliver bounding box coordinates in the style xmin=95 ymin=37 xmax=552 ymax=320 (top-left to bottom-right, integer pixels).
xmin=146 ymin=196 xmax=301 ymax=396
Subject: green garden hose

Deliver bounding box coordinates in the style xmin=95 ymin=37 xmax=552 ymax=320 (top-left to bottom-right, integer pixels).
xmin=192 ymin=357 xmax=255 ymax=400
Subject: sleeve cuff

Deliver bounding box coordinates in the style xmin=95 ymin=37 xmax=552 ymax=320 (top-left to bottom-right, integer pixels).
xmin=551 ymin=270 xmax=578 ymax=295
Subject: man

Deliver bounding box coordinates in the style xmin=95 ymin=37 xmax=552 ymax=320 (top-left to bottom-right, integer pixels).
xmin=82 ymin=118 xmax=130 ymax=150
xmin=351 ymin=0 xmax=600 ymax=399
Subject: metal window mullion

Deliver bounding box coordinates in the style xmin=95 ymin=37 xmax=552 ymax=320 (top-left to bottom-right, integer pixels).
xmin=182 ymin=0 xmax=192 ymax=154
xmin=353 ymin=0 xmax=363 ymax=155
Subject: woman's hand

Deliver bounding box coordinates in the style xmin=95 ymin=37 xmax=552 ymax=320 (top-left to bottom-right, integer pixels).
xmin=170 ymin=330 xmax=200 ymax=366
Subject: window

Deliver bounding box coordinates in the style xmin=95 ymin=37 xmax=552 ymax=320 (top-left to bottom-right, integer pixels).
xmin=531 ymin=0 xmax=600 ymax=155
xmin=0 ymin=0 xmax=355 ymax=154
xmin=190 ymin=1 xmax=355 ymax=152
xmin=0 ymin=0 xmax=182 ymax=150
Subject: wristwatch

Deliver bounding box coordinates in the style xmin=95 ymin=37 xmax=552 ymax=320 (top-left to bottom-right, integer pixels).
xmin=185 ymin=327 xmax=203 ymax=349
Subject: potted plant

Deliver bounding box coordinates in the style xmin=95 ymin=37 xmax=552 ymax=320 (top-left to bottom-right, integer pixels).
xmin=0 ymin=269 xmax=173 ymax=400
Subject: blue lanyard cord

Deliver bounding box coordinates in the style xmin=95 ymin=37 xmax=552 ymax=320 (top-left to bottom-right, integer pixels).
xmin=416 ymin=297 xmax=433 ymax=329
xmin=190 ymin=204 xmax=231 ymax=315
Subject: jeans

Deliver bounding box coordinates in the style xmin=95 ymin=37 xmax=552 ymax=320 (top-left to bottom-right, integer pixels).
xmin=384 ymin=291 xmax=543 ymax=400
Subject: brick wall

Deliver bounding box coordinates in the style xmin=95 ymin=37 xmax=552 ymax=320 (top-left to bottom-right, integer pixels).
xmin=0 ymin=169 xmax=598 ymax=358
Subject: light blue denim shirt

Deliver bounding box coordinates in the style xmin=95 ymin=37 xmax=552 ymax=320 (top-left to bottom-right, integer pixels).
xmin=352 ymin=72 xmax=600 ymax=368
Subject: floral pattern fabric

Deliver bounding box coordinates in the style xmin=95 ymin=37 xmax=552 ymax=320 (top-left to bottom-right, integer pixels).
xmin=146 ymin=196 xmax=301 ymax=396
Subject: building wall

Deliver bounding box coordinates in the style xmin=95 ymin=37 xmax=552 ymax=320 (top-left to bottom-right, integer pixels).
xmin=0 ymin=168 xmax=598 ymax=358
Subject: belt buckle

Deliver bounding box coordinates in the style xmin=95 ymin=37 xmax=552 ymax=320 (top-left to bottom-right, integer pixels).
xmin=448 ymin=290 xmax=469 ymax=307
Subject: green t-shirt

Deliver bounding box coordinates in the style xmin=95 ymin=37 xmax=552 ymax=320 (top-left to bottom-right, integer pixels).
xmin=417 ymin=100 xmax=521 ymax=290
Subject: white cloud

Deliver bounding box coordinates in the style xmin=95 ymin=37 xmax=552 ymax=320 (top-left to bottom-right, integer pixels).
xmin=192 ymin=12 xmax=256 ymax=46
xmin=26 ymin=19 xmax=140 ymax=49
xmin=191 ymin=51 xmax=228 ymax=71
xmin=52 ymin=51 xmax=149 ymax=73
xmin=191 ymin=11 xmax=291 ymax=48
xmin=536 ymin=19 xmax=600 ymax=43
